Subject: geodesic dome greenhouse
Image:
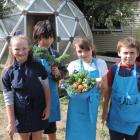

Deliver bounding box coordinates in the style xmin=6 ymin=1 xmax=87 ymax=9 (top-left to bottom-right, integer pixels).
xmin=0 ymin=0 xmax=93 ymax=65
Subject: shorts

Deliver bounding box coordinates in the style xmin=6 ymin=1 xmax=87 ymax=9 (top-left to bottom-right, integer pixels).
xmin=44 ymin=122 xmax=57 ymax=134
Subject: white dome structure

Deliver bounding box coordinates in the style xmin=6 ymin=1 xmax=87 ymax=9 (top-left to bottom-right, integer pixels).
xmin=0 ymin=0 xmax=93 ymax=64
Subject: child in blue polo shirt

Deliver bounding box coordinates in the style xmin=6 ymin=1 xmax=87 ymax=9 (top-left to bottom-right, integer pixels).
xmin=2 ymin=35 xmax=50 ymax=140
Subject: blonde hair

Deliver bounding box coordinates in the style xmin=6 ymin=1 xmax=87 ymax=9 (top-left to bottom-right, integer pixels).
xmin=117 ymin=37 xmax=140 ymax=53
xmin=3 ymin=35 xmax=32 ymax=70
xmin=72 ymin=36 xmax=96 ymax=57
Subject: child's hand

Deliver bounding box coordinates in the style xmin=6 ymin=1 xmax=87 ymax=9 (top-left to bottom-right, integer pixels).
xmin=96 ymin=78 xmax=102 ymax=88
xmin=51 ymin=65 xmax=60 ymax=78
xmin=42 ymin=106 xmax=50 ymax=120
xmin=7 ymin=123 xmax=15 ymax=139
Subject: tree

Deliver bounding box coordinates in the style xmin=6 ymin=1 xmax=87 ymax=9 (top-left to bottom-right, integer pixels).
xmin=73 ymin=0 xmax=135 ymax=30
xmin=0 ymin=0 xmax=11 ymax=18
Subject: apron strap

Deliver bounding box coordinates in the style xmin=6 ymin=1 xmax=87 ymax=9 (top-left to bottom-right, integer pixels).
xmin=49 ymin=48 xmax=56 ymax=57
xmin=79 ymin=58 xmax=99 ymax=73
xmin=79 ymin=59 xmax=84 ymax=71
xmin=114 ymin=63 xmax=137 ymax=96
xmin=116 ymin=63 xmax=136 ymax=76
xmin=40 ymin=59 xmax=45 ymax=66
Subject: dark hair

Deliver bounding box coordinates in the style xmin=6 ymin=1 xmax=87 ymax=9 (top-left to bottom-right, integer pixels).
xmin=117 ymin=37 xmax=140 ymax=53
xmin=33 ymin=20 xmax=55 ymax=44
xmin=72 ymin=36 xmax=96 ymax=57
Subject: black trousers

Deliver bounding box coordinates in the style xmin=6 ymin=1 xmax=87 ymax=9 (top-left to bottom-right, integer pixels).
xmin=109 ymin=127 xmax=140 ymax=140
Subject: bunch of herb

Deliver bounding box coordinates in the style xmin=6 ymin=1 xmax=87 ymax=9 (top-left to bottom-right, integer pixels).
xmin=33 ymin=47 xmax=69 ymax=66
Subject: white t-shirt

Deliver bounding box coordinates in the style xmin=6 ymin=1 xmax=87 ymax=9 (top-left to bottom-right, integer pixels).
xmin=67 ymin=58 xmax=108 ymax=78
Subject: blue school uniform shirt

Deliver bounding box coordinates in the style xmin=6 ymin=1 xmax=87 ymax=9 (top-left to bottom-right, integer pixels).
xmin=2 ymin=60 xmax=49 ymax=133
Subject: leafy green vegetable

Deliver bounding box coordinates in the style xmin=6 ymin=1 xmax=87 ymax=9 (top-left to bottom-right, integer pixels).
xmin=33 ymin=46 xmax=69 ymax=66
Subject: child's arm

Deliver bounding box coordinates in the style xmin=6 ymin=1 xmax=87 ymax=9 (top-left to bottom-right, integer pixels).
xmin=38 ymin=61 xmax=50 ymax=119
xmin=99 ymin=75 xmax=110 ymax=125
xmin=102 ymin=86 xmax=111 ymax=126
xmin=41 ymin=78 xmax=50 ymax=120
xmin=2 ymin=70 xmax=15 ymax=137
xmin=6 ymin=105 xmax=15 ymax=137
xmin=101 ymin=69 xmax=113 ymax=126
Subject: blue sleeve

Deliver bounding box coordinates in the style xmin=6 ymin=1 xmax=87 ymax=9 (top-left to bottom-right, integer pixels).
xmin=2 ymin=69 xmax=12 ymax=92
xmin=41 ymin=66 xmax=48 ymax=80
xmin=2 ymin=69 xmax=14 ymax=105
xmin=110 ymin=64 xmax=117 ymax=78
xmin=37 ymin=62 xmax=48 ymax=80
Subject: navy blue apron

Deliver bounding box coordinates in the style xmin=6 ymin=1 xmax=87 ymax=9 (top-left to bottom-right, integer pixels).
xmin=66 ymin=59 xmax=100 ymax=140
xmin=41 ymin=59 xmax=61 ymax=122
xmin=108 ymin=63 xmax=140 ymax=135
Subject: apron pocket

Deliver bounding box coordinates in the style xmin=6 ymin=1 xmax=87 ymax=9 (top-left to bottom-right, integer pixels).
xmin=112 ymin=96 xmax=140 ymax=123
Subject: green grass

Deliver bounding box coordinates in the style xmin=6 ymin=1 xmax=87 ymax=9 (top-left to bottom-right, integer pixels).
xmin=97 ymin=116 xmax=109 ymax=140
xmin=0 ymin=68 xmax=2 ymax=92
xmin=0 ymin=93 xmax=4 ymax=107
xmin=60 ymin=95 xmax=68 ymax=105
xmin=0 ymin=94 xmax=5 ymax=130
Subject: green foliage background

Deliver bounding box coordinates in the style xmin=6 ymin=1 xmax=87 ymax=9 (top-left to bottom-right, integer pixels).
xmin=0 ymin=0 xmax=12 ymax=18
xmin=73 ymin=0 xmax=135 ymax=30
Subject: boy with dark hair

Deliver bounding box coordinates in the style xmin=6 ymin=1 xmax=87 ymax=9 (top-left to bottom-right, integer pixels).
xmin=33 ymin=19 xmax=67 ymax=140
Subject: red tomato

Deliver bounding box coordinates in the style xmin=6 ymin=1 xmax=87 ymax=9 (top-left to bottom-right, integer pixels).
xmin=78 ymin=84 xmax=84 ymax=92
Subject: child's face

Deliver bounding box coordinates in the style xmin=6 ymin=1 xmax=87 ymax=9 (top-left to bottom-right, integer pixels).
xmin=75 ymin=44 xmax=92 ymax=61
xmin=118 ymin=46 xmax=139 ymax=65
xmin=38 ymin=37 xmax=54 ymax=48
xmin=11 ymin=39 xmax=30 ymax=63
